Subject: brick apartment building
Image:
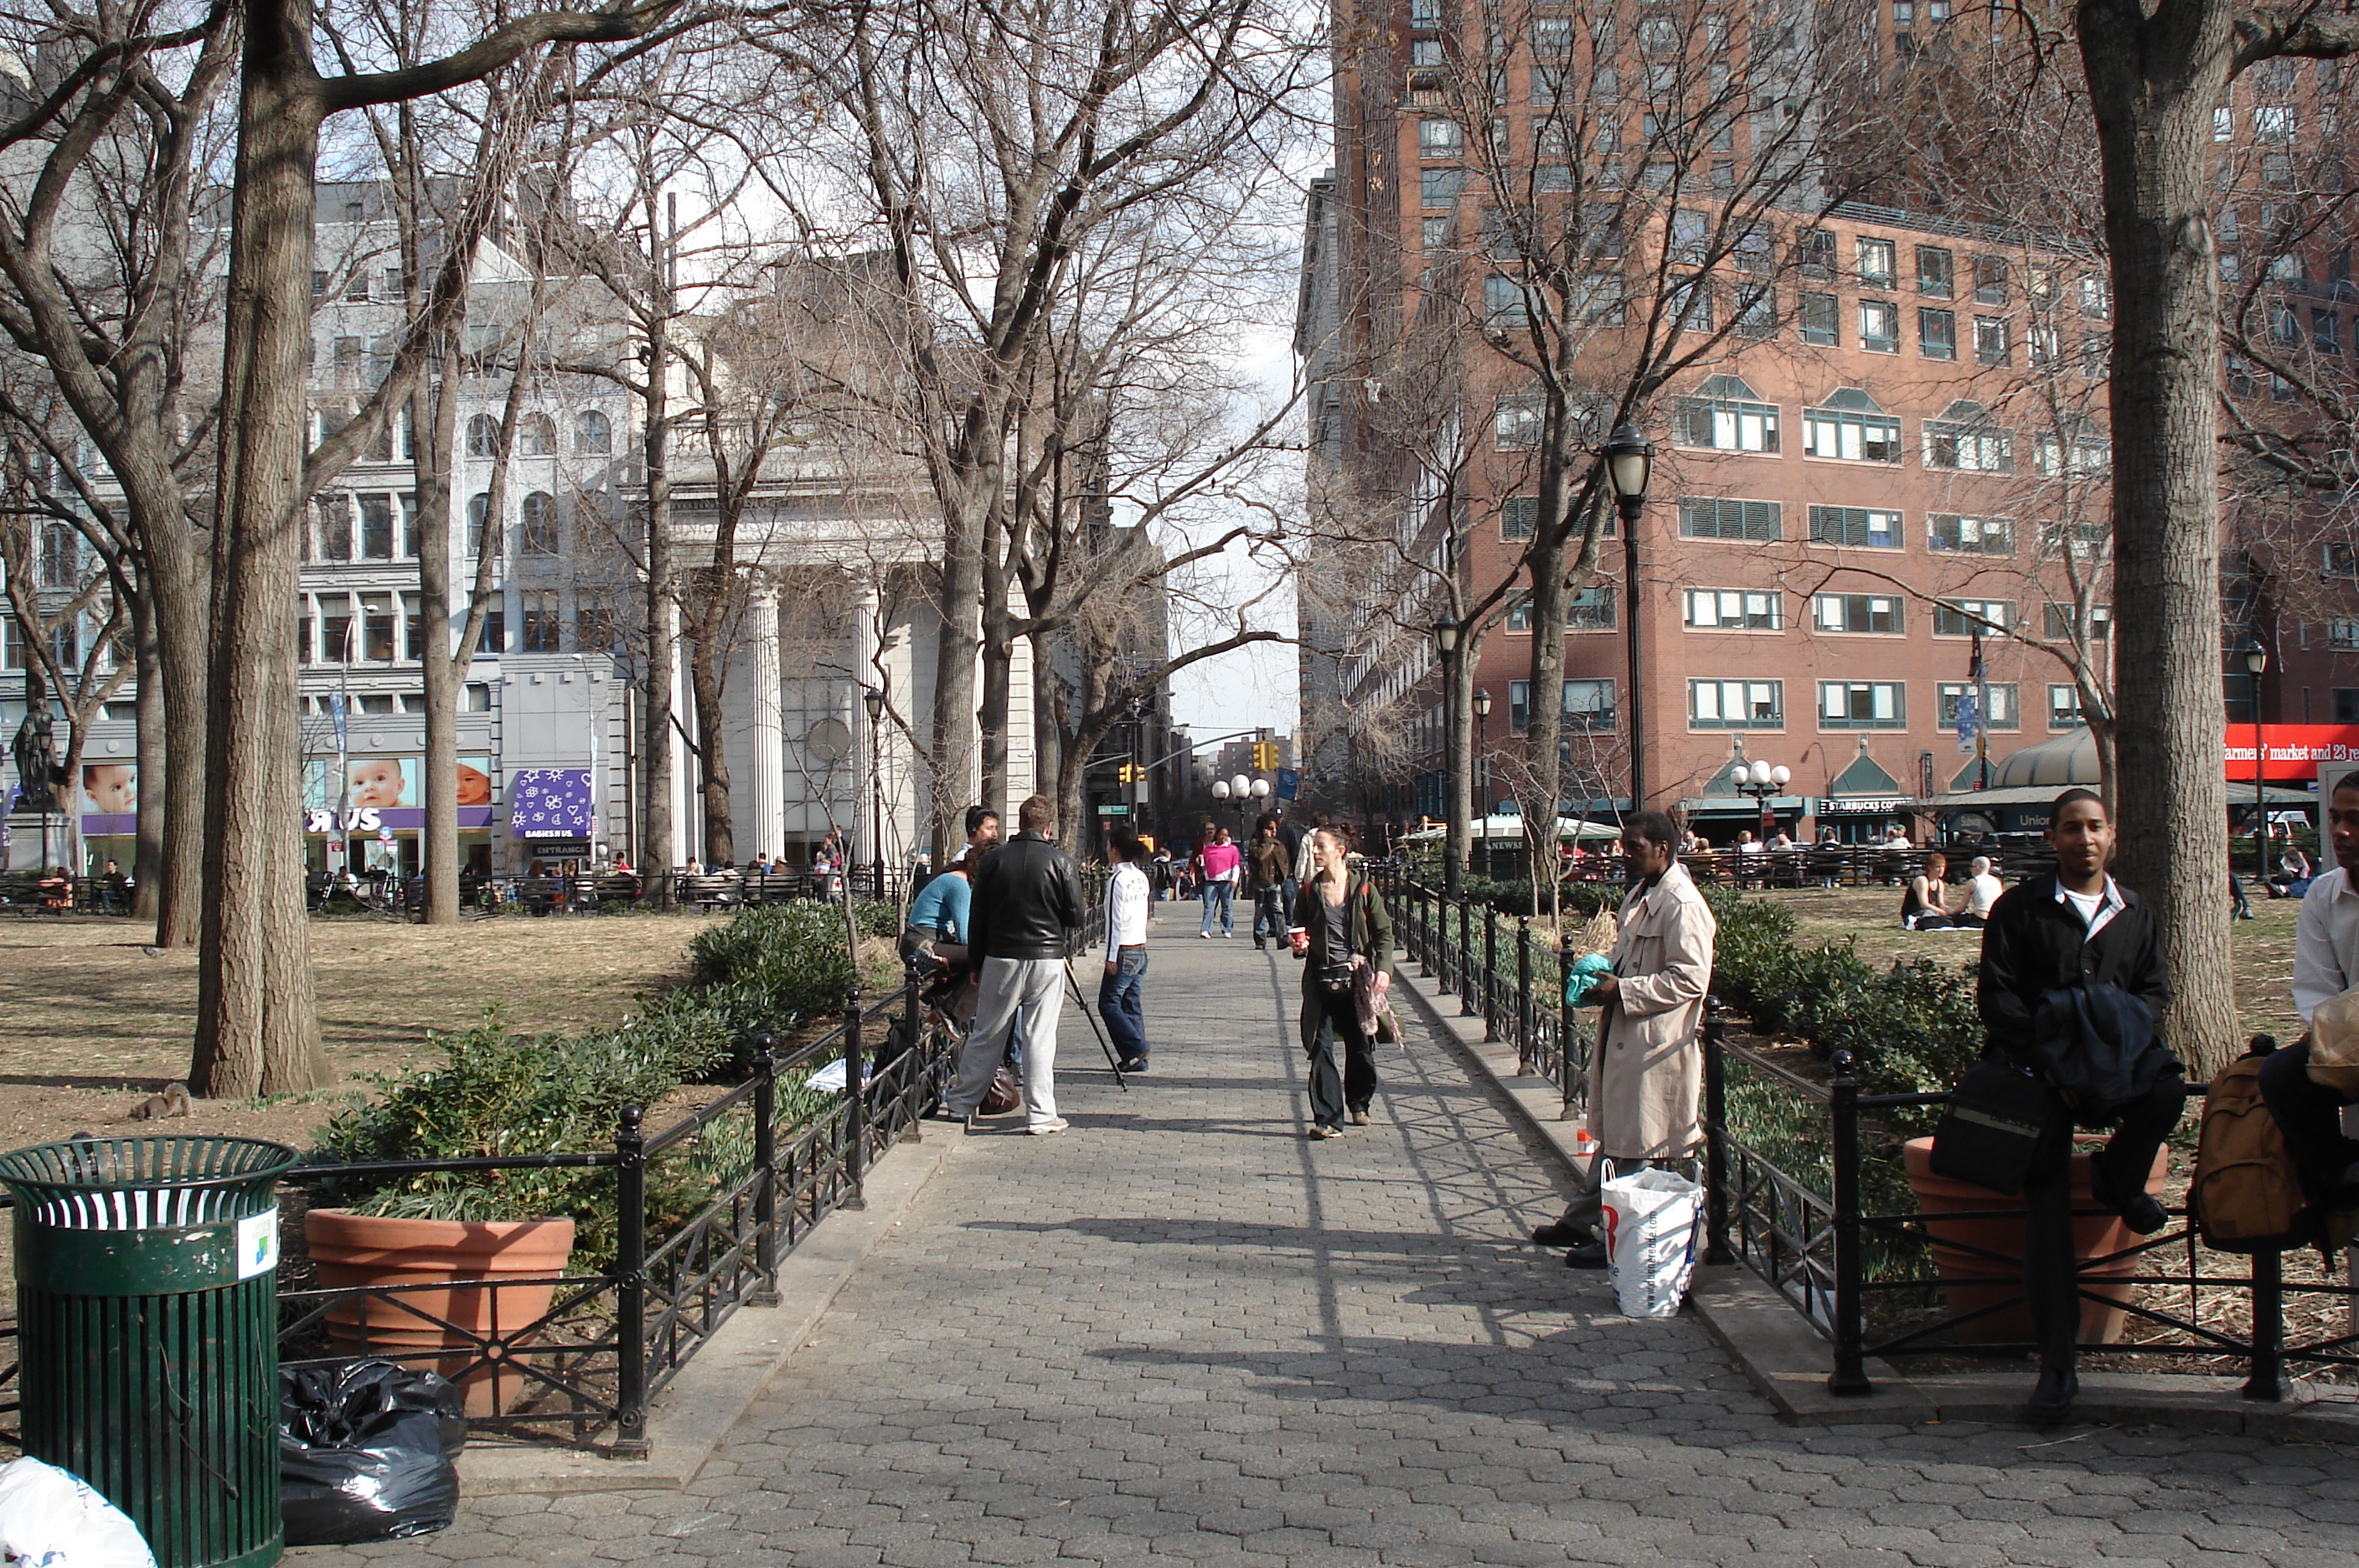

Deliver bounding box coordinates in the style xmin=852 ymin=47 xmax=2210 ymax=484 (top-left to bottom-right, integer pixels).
xmin=1295 ymin=0 xmax=2359 ymax=841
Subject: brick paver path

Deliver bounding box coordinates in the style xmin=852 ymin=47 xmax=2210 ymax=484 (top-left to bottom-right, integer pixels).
xmin=311 ymin=921 xmax=2356 ymax=1565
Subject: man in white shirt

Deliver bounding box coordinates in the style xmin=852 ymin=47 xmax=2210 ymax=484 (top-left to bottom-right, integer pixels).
xmin=947 ymin=805 xmax=1000 ymax=869
xmin=1098 ymin=831 xmax=1154 ymax=1072
xmin=2293 ymin=773 xmax=2359 ymax=1022
xmin=1957 ymin=855 xmax=2004 ymax=928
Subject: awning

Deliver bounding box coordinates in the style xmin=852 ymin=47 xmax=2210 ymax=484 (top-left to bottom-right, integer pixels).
xmin=509 ymin=768 xmax=596 ymax=839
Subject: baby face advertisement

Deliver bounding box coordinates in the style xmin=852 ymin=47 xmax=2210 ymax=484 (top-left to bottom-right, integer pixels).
xmin=80 ymin=762 xmax=137 ymax=816
xmin=302 ymin=756 xmax=495 ymax=830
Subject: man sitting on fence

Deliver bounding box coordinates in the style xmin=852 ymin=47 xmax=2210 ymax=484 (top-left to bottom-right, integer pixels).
xmin=1974 ymin=787 xmax=2181 ymax=1421
xmin=1532 ymin=810 xmax=1717 ymax=1270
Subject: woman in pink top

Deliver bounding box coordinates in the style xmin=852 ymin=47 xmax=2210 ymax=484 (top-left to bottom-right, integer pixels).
xmin=1198 ymin=826 xmax=1243 ymax=938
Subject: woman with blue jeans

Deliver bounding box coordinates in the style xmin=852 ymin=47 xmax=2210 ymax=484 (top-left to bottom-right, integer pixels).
xmin=1098 ymin=832 xmax=1153 ymax=1070
xmin=1198 ymin=827 xmax=1241 ymax=938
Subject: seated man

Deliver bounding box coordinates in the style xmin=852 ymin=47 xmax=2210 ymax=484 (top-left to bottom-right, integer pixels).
xmin=1955 ymin=855 xmax=2003 ymax=929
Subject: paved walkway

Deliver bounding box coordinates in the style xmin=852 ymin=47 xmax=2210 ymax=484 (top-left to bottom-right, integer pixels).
xmin=310 ymin=920 xmax=2356 ymax=1566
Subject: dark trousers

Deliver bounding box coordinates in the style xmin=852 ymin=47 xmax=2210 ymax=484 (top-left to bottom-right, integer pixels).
xmin=2021 ymin=1080 xmax=2186 ymax=1369
xmin=1305 ymin=986 xmax=1376 ymax=1129
xmin=2258 ymin=1042 xmax=2359 ymax=1207
xmin=1252 ymin=886 xmax=1288 ymax=944
xmin=1098 ymin=947 xmax=1149 ymax=1062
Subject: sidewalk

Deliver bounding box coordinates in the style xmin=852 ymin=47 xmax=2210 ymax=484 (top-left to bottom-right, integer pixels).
xmin=302 ymin=920 xmax=2355 ymax=1565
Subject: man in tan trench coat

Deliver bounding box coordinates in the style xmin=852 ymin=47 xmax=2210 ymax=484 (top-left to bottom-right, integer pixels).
xmin=1533 ymin=809 xmax=1717 ymax=1268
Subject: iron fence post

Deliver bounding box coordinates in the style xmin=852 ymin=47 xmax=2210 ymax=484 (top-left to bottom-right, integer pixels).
xmin=1482 ymin=904 xmax=1500 ymax=1040
xmin=750 ymin=1037 xmax=781 ymax=1307
xmin=614 ymin=1103 xmax=651 ymax=1456
xmin=843 ymin=988 xmax=868 ymax=1211
xmin=1515 ymin=918 xmax=1533 ymax=1074
xmin=1459 ymin=895 xmax=1477 ymax=1016
xmin=2245 ymin=1249 xmax=2287 ymax=1401
xmin=901 ymin=971 xmax=927 ymax=1141
xmin=1701 ymin=999 xmax=1732 ymax=1266
xmin=1826 ymin=1051 xmax=1873 ymax=1396
xmin=1418 ymin=885 xmax=1433 ymax=977
xmin=1558 ymin=926 xmax=1579 ymax=1121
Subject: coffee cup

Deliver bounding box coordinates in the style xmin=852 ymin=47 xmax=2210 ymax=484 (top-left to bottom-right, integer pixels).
xmin=1287 ymin=926 xmax=1309 ymax=955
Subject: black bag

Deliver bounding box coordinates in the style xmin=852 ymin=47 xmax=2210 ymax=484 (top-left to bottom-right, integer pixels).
xmin=1928 ymin=1057 xmax=2055 ymax=1194
xmin=280 ymin=1359 xmax=467 ymax=1545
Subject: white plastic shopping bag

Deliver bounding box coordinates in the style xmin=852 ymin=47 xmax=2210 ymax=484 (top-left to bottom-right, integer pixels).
xmin=1599 ymin=1168 xmax=1705 ymax=1320
xmin=0 ymin=1457 xmax=157 ymax=1568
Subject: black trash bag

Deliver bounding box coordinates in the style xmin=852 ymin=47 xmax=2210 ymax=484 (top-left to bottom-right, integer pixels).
xmin=279 ymin=1359 xmax=467 ymax=1545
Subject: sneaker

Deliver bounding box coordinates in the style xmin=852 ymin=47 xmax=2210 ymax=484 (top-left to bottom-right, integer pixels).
xmin=1028 ymin=1117 xmax=1071 ymax=1136
xmin=1200 ymin=931 xmax=1212 ymax=940
xmin=1348 ymin=1109 xmax=1370 ymax=1126
xmin=1118 ymin=1058 xmax=1149 ymax=1073
xmin=1308 ymin=1124 xmax=1342 ymax=1140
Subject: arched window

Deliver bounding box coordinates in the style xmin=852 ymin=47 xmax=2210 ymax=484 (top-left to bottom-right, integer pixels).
xmin=520 ymin=492 xmax=558 ymax=554
xmin=466 ymin=493 xmax=498 ymax=560
xmin=576 ymin=410 xmax=612 ymax=456
xmin=519 ymin=413 xmax=556 ymax=457
xmin=465 ymin=413 xmax=500 ymax=457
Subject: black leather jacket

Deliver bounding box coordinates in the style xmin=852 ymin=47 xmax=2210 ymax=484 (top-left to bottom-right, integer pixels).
xmin=968 ymin=831 xmax=1088 ymax=961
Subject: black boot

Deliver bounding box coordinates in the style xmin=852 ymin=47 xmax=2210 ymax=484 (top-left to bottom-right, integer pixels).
xmin=1532 ymin=1220 xmax=1590 ymax=1247
xmin=2089 ymin=1162 xmax=2169 ymax=1236
xmin=2026 ymin=1362 xmax=2078 ymax=1421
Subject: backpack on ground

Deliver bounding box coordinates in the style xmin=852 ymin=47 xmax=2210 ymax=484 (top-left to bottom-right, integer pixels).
xmin=2190 ymin=1036 xmax=2315 ymax=1254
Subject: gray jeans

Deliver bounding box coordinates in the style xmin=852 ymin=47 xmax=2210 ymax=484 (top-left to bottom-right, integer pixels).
xmin=947 ymin=957 xmax=1066 ymax=1127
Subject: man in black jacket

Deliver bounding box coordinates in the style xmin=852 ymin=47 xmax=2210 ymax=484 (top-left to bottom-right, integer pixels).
xmin=1976 ymin=787 xmax=2182 ymax=1419
xmin=943 ymin=795 xmax=1089 ymax=1134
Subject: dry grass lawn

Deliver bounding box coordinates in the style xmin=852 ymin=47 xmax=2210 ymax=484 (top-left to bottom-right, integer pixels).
xmin=0 ymin=910 xmax=723 ymax=1156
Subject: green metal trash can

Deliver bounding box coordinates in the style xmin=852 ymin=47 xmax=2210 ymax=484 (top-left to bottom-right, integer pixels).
xmin=2 ymin=1136 xmax=300 ymax=1568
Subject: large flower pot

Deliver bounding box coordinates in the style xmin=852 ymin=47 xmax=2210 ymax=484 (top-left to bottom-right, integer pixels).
xmin=304 ymin=1210 xmax=576 ymax=1417
xmin=1902 ymin=1137 xmax=2168 ymax=1346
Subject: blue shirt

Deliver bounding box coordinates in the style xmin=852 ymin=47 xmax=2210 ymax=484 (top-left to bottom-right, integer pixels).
xmin=907 ymin=871 xmax=971 ymax=942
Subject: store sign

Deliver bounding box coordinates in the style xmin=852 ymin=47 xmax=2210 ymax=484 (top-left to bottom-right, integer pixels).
xmin=295 ymin=756 xmax=495 ymax=835
xmin=2226 ymin=725 xmax=2359 ymax=781
xmin=510 ymin=768 xmax=596 ymax=839
xmin=1816 ymin=796 xmax=1914 ymax=816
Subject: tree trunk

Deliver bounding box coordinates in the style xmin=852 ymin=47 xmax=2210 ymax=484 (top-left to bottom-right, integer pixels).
xmin=2078 ymin=1 xmax=2238 ymax=1076
xmin=1520 ymin=545 xmax=1570 ymax=890
xmin=927 ymin=465 xmax=991 ymax=863
xmin=976 ymin=597 xmax=1013 ymax=816
xmin=129 ymin=586 xmax=163 ymax=921
xmin=191 ymin=19 xmax=328 ymax=1098
xmin=416 ymin=366 xmax=464 ymax=925
xmin=1448 ymin=628 xmax=1479 ymax=881
xmin=147 ymin=515 xmax=209 ymax=949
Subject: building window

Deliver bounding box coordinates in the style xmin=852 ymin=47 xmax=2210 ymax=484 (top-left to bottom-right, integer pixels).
xmin=359 ymin=493 xmax=395 ymax=560
xmin=1974 ymin=316 xmax=2013 ymax=365
xmin=1494 ymin=397 xmax=1540 ymax=449
xmin=1856 ymin=237 xmax=1897 ymax=287
xmin=1800 ymin=291 xmax=1838 ymax=345
xmin=466 ymin=493 xmax=498 ymax=560
xmin=577 ymin=606 xmax=617 ymax=655
xmin=320 ymin=595 xmax=353 ymax=662
xmin=520 ymin=492 xmax=559 ymax=555
xmin=2331 ymin=621 xmax=2359 ymax=649
xmin=1974 ymin=254 xmax=2010 ymax=304
xmin=404 ymin=593 xmax=423 ymax=661
xmin=1918 ymin=307 xmax=1955 ymax=359
xmin=1502 ymin=497 xmax=1536 ymax=539
xmin=1668 ymin=274 xmax=1713 ymax=333
xmin=2044 ymin=602 xmax=2113 ymax=641
xmin=1928 ymin=513 xmax=2012 ymax=554
xmin=1690 ymin=678 xmax=1783 ymax=729
xmin=1676 ymin=375 xmax=1779 ymax=451
xmin=1802 ymin=389 xmax=1902 ymax=462
xmin=1506 ymin=594 xmax=1533 ymax=632
xmin=518 ymin=413 xmax=556 ymax=457
xmin=2049 ymin=685 xmax=2087 ymax=729
xmin=1421 ymin=168 xmax=1465 ymax=207
xmin=576 ymin=410 xmax=612 ymax=456
xmin=1484 ymin=274 xmax=1527 ymax=328
xmin=2325 ymin=540 xmax=2357 ymax=578
xmin=2035 ymin=428 xmax=2109 ymax=477
xmin=2078 ymin=275 xmax=2111 ymax=318
xmin=1860 ymin=299 xmax=1899 ymax=352
xmin=361 ymin=593 xmax=396 ymax=662
xmin=1680 ymin=497 xmax=1782 ymax=541
xmin=1923 ymin=400 xmax=2014 ymax=471
xmin=1808 ymin=504 xmax=1902 ymax=548
xmin=478 ymin=608 xmax=505 ymax=656
xmin=1933 ymin=598 xmax=2012 ymax=636
xmin=1567 ymin=585 xmax=1615 ymax=629
xmin=38 ymin=521 xmax=77 ymax=587
xmin=1820 ymin=680 xmax=1906 ymax=729
xmin=1732 ymin=284 xmax=1776 ymax=338
xmin=1917 ymin=245 xmax=1954 ymax=297
xmin=1509 ymin=678 xmax=1618 ymax=732
xmin=2031 ymin=319 xmax=2062 ymax=366
xmin=521 ymin=591 xmax=563 ymax=653
xmin=1812 ymin=593 xmax=1904 ymax=634
xmin=466 ymin=414 xmax=500 ymax=457
xmin=314 ymin=495 xmax=353 ymax=562
xmin=1799 ymin=228 xmax=1835 ymax=276
xmin=1418 ymin=118 xmax=1464 ymax=157
xmin=1938 ymin=683 xmax=2019 ymax=730
xmin=1685 ymin=589 xmax=1782 ymax=630
xmin=2316 ymin=308 xmax=2345 ymax=353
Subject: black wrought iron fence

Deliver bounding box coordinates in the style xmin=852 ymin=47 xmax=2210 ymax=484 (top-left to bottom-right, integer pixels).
xmin=1372 ymin=864 xmax=2357 ymax=1406
xmin=1 ymin=974 xmax=956 ymax=1456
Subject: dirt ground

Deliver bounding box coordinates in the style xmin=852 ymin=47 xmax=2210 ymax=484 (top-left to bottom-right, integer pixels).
xmin=1762 ymin=884 xmax=2308 ymax=1047
xmin=0 ymin=910 xmax=720 ymax=1158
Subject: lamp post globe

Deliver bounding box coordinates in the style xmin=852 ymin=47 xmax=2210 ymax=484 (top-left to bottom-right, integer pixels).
xmin=1770 ymin=766 xmax=1791 ymax=789
xmin=1211 ymin=780 xmax=1231 ymax=801
xmin=1230 ymin=774 xmax=1251 ymax=797
xmin=1249 ymin=778 xmax=1271 ymax=800
xmin=1603 ymin=421 xmax=1654 ymax=514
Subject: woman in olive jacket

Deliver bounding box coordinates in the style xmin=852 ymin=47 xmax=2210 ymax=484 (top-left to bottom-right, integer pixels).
xmin=1290 ymin=826 xmax=1394 ymax=1137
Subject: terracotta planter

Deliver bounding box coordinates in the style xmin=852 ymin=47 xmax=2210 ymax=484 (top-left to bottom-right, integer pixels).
xmin=304 ymin=1210 xmax=577 ymax=1417
xmin=1902 ymin=1137 xmax=2169 ymax=1346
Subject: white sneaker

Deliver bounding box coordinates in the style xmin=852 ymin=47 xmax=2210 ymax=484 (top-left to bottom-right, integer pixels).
xmin=1028 ymin=1117 xmax=1071 ymax=1136
xmin=1199 ymin=931 xmax=1211 ymax=939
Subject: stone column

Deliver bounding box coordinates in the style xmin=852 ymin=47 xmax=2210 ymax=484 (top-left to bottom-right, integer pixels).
xmin=746 ymin=585 xmax=785 ymax=859
xmin=852 ymin=582 xmax=881 ymax=866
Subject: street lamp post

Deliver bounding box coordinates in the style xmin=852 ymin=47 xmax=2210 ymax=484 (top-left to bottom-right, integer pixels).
xmin=1472 ymin=687 xmax=1494 ymax=880
xmin=862 ymin=685 xmax=887 ymax=900
xmin=2247 ymin=646 xmax=2269 ymax=885
xmin=1433 ymin=616 xmax=1462 ymax=895
xmin=1734 ymin=759 xmax=1792 ymax=835
xmin=1604 ymin=422 xmax=1654 ymax=814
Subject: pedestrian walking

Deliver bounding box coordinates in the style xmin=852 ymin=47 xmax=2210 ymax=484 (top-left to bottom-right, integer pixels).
xmin=1289 ymin=825 xmax=1392 ymax=1138
xmin=1247 ymin=813 xmax=1290 ymax=950
xmin=1975 ymin=788 xmax=2181 ymax=1420
xmin=1199 ymin=825 xmax=1241 ymax=938
xmin=1099 ymin=832 xmax=1153 ymax=1073
xmin=941 ymin=796 xmax=1089 ymax=1134
xmin=1535 ymin=811 xmax=1716 ymax=1269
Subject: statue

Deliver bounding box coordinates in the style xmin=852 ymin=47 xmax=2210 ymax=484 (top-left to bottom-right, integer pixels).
xmin=10 ymin=706 xmax=57 ymax=814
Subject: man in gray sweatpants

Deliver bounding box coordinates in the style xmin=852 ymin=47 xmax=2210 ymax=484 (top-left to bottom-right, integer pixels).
xmin=942 ymin=794 xmax=1088 ymax=1134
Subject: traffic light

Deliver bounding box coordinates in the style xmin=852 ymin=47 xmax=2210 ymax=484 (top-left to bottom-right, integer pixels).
xmin=1252 ymin=740 xmax=1278 ymax=771
xmin=1116 ymin=763 xmax=1142 ymax=783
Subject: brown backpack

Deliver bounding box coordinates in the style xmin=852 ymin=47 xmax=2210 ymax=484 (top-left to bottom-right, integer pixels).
xmin=2190 ymin=1042 xmax=2315 ymax=1254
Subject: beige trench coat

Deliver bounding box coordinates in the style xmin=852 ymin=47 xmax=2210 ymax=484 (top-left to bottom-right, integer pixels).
xmin=1588 ymin=860 xmax=1717 ymax=1158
